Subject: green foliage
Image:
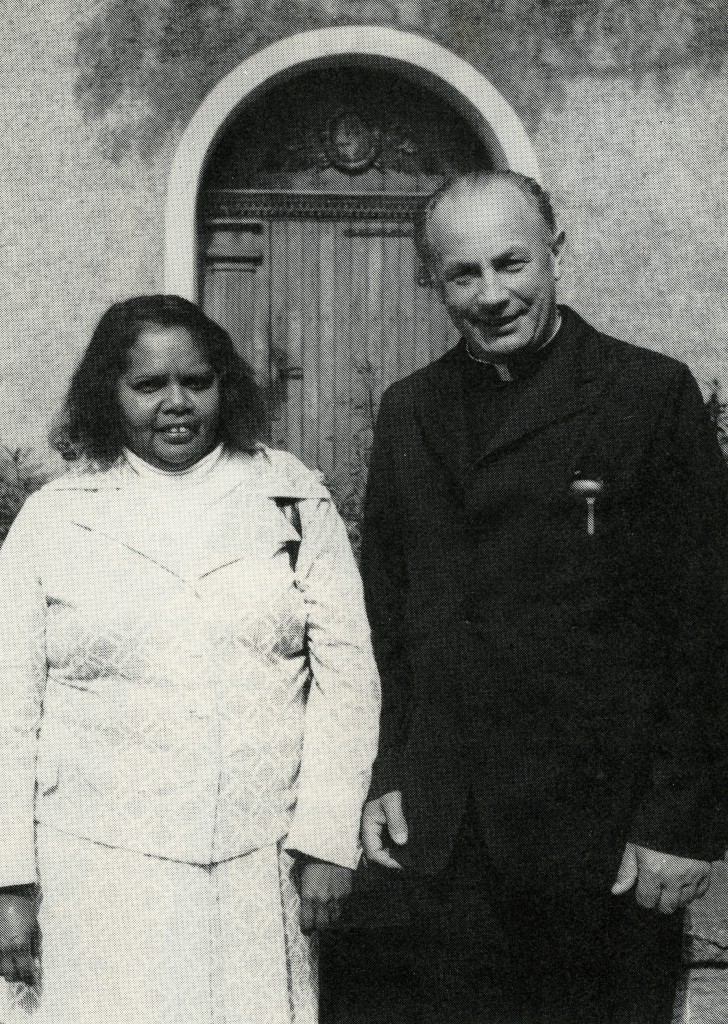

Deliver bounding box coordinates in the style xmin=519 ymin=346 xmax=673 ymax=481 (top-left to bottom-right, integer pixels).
xmin=73 ymin=0 xmax=728 ymax=159
xmin=706 ymin=381 xmax=728 ymax=464
xmin=0 ymin=447 xmax=49 ymax=547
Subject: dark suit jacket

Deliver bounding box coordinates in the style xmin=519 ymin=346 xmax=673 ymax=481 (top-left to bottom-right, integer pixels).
xmin=361 ymin=306 xmax=728 ymax=894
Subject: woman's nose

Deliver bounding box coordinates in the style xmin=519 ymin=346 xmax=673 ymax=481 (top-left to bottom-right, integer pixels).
xmin=162 ymin=382 xmax=192 ymax=409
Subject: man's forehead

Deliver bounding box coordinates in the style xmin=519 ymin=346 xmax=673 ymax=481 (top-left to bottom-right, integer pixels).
xmin=429 ymin=179 xmax=550 ymax=241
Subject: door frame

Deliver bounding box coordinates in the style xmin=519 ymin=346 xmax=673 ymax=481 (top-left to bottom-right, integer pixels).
xmin=164 ymin=25 xmax=540 ymax=300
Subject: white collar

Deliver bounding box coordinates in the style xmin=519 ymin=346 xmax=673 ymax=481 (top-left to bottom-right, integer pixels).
xmin=123 ymin=444 xmax=225 ymax=483
xmin=465 ymin=311 xmax=563 ymax=381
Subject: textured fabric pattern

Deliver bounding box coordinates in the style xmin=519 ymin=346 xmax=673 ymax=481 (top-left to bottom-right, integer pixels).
xmin=0 ymin=447 xmax=379 ymax=881
xmin=0 ymin=825 xmax=316 ymax=1024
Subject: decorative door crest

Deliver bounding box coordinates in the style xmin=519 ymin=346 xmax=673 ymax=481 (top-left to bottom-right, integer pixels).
xmin=324 ymin=110 xmax=382 ymax=173
xmin=200 ymin=190 xmax=429 ymax=223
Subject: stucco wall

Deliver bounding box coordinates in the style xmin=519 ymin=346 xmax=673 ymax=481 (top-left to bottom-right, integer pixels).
xmin=1 ymin=0 xmax=172 ymax=465
xmin=537 ymin=74 xmax=728 ymax=395
xmin=2 ymin=2 xmax=727 ymax=466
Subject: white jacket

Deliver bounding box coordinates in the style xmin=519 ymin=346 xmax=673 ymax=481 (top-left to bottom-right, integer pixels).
xmin=0 ymin=447 xmax=380 ymax=883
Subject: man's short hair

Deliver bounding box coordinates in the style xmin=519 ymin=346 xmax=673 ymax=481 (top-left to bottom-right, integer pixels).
xmin=414 ymin=171 xmax=557 ymax=279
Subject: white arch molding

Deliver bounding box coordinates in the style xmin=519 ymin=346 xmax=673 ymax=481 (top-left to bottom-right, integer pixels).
xmin=164 ymin=25 xmax=541 ymax=298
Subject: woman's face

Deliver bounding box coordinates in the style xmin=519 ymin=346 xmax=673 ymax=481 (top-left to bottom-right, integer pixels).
xmin=116 ymin=324 xmax=221 ymax=471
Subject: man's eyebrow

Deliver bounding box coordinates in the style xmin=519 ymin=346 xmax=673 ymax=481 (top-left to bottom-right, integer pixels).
xmin=495 ymin=247 xmax=530 ymax=261
xmin=444 ymin=261 xmax=480 ymax=276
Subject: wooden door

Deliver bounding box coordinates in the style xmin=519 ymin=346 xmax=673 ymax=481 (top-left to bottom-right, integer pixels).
xmin=200 ymin=221 xmax=271 ymax=390
xmin=200 ymin=196 xmax=457 ymax=538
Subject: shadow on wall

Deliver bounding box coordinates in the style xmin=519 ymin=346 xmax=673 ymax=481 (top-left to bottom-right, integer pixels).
xmin=72 ymin=0 xmax=728 ymax=161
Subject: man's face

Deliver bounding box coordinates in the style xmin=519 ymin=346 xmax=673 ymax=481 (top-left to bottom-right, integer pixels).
xmin=428 ymin=180 xmax=563 ymax=361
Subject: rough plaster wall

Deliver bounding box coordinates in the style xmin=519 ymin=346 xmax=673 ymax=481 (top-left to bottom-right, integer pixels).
xmin=0 ymin=0 xmax=172 ymax=464
xmin=2 ymin=3 xmax=728 ymax=466
xmin=536 ymin=74 xmax=728 ymax=394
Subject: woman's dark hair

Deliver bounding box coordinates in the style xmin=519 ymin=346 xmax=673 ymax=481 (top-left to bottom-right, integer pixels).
xmin=52 ymin=295 xmax=267 ymax=464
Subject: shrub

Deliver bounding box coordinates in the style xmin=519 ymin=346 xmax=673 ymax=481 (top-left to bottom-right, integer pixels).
xmin=0 ymin=447 xmax=49 ymax=546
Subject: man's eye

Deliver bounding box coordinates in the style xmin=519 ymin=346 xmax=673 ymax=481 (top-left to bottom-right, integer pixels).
xmin=133 ymin=379 xmax=162 ymax=393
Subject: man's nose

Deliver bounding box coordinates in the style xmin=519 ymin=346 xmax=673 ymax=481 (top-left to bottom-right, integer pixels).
xmin=473 ymin=272 xmax=508 ymax=309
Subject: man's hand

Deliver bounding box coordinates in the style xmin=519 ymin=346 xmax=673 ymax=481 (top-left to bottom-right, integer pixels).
xmin=0 ymin=887 xmax=39 ymax=986
xmin=611 ymin=842 xmax=711 ymax=913
xmin=299 ymin=858 xmax=353 ymax=934
xmin=361 ymin=790 xmax=408 ymax=869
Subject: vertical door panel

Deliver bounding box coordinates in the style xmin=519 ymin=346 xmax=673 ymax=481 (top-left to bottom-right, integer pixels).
xmin=317 ymin=221 xmax=337 ymax=478
xmin=201 ymin=215 xmax=456 ymax=491
xmin=332 ymin=223 xmax=353 ymax=477
xmin=201 ymin=224 xmax=271 ymax=388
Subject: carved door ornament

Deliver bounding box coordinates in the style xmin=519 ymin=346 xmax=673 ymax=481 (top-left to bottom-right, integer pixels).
xmin=324 ymin=110 xmax=382 ymax=173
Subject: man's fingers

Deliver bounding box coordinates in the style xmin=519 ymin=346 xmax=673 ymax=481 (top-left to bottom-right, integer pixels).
xmin=361 ymin=819 xmax=383 ymax=860
xmin=695 ymin=875 xmax=711 ymax=901
xmin=361 ymin=795 xmax=407 ymax=867
xmin=611 ymin=843 xmax=637 ymax=896
xmin=656 ymin=886 xmax=683 ymax=915
xmin=635 ymin=874 xmax=661 ymax=910
xmin=365 ymin=849 xmax=403 ymax=870
xmin=381 ymin=792 xmax=408 ymax=845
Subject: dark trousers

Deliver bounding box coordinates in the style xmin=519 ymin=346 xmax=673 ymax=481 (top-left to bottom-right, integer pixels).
xmin=322 ymin=805 xmax=683 ymax=1024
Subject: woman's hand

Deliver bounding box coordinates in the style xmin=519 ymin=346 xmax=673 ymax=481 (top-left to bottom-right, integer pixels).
xmin=299 ymin=858 xmax=353 ymax=934
xmin=0 ymin=886 xmax=39 ymax=986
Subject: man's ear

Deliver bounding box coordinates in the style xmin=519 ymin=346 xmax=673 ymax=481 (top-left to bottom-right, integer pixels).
xmin=552 ymin=230 xmax=565 ymax=280
xmin=432 ymin=271 xmax=447 ymax=303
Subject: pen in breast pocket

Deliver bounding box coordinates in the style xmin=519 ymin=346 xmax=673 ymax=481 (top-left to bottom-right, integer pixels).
xmin=569 ymin=476 xmax=604 ymax=536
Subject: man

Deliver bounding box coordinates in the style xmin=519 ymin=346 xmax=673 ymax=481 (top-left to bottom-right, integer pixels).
xmin=359 ymin=171 xmax=728 ymax=1023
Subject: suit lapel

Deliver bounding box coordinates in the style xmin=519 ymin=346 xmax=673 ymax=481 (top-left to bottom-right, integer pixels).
xmin=413 ymin=347 xmax=472 ymax=495
xmin=468 ymin=310 xmax=603 ymax=468
xmin=413 ymin=308 xmax=629 ymax=491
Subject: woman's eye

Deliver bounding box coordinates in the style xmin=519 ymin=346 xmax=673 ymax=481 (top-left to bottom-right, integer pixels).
xmin=185 ymin=375 xmax=215 ymax=391
xmin=133 ymin=379 xmax=162 ymax=393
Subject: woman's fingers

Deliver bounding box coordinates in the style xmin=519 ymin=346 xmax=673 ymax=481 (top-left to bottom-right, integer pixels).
xmin=0 ymin=952 xmax=15 ymax=983
xmin=12 ymin=948 xmax=37 ymax=987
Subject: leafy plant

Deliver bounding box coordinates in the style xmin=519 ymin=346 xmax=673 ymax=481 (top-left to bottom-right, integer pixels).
xmin=706 ymin=380 xmax=728 ymax=464
xmin=0 ymin=447 xmax=50 ymax=546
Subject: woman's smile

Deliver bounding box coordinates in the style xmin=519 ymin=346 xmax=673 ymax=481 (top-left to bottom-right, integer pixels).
xmin=156 ymin=423 xmax=198 ymax=442
xmin=116 ymin=324 xmax=221 ymax=470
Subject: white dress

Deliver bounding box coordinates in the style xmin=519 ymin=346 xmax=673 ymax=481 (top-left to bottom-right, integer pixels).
xmin=0 ymin=445 xmax=380 ymax=1024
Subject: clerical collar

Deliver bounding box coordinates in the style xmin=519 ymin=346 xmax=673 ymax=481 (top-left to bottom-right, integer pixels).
xmin=464 ymin=311 xmax=563 ymax=383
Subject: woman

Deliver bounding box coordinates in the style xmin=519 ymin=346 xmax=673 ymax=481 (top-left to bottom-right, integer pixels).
xmin=0 ymin=295 xmax=380 ymax=1024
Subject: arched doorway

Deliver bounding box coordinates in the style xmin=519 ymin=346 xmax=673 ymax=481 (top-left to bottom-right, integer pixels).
xmin=165 ymin=27 xmax=539 ymax=533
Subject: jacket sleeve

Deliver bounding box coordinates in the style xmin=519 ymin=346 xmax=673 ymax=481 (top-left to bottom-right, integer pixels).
xmin=0 ymin=495 xmax=48 ymax=885
xmin=359 ymin=390 xmax=416 ymax=800
xmin=627 ymin=365 xmax=728 ymax=861
xmin=284 ymin=497 xmax=380 ymax=870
